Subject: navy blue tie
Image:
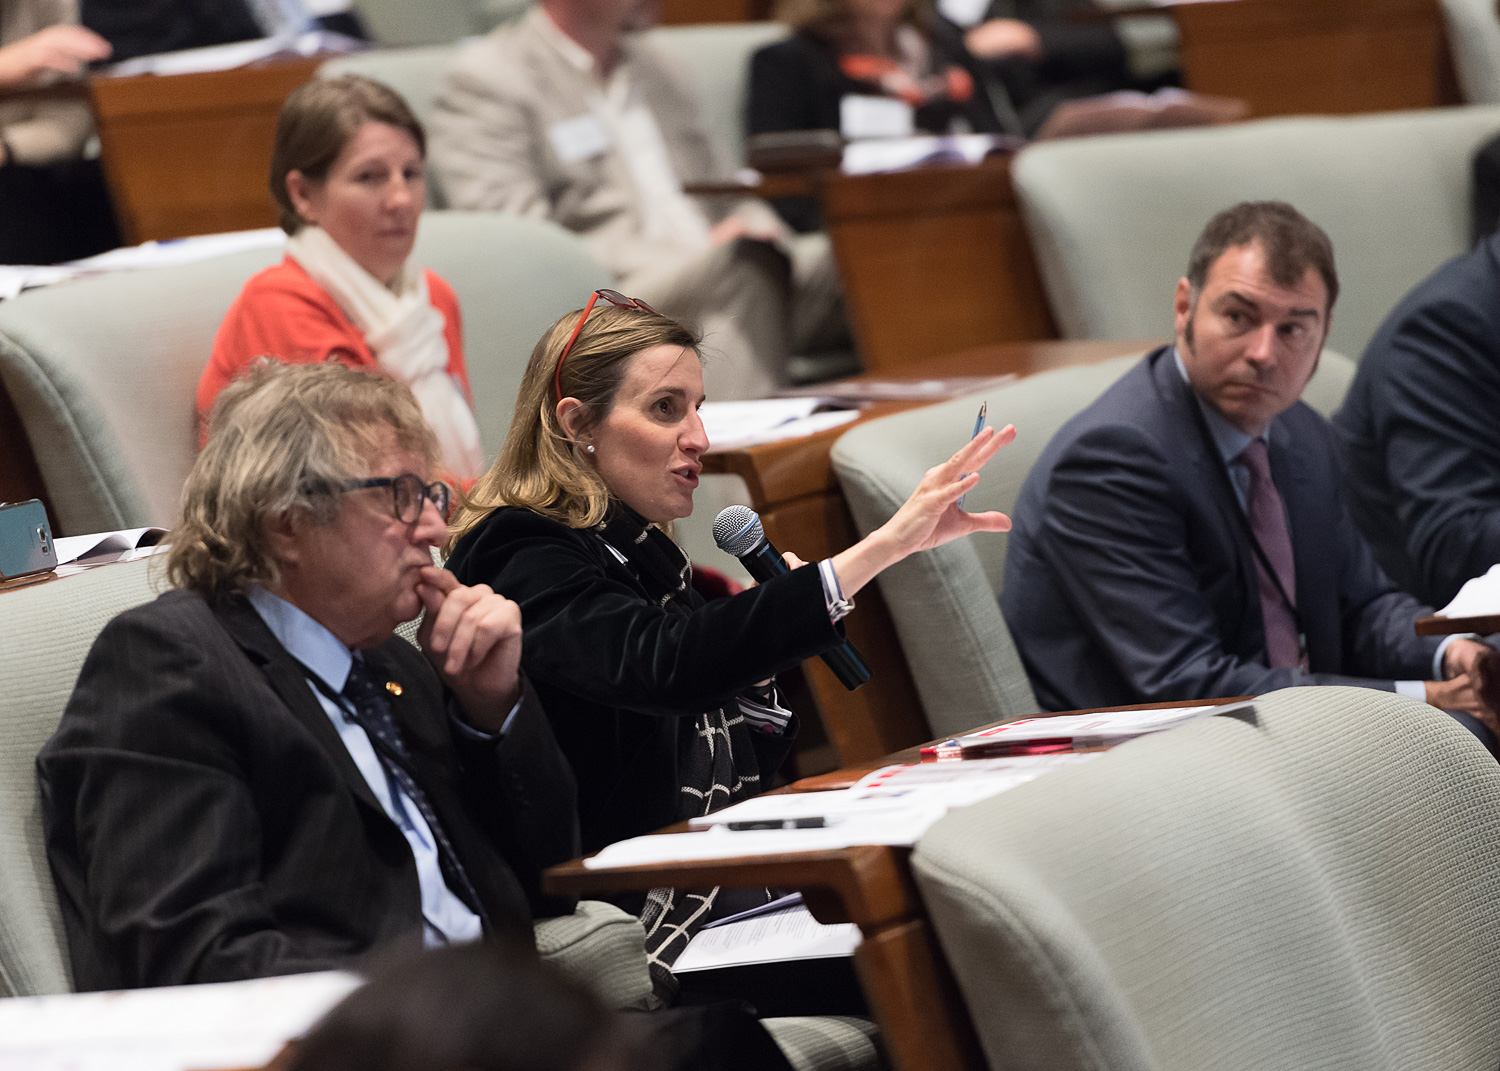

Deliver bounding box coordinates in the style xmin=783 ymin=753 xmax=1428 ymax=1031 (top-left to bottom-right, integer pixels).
xmin=341 ymin=657 xmax=486 ymax=923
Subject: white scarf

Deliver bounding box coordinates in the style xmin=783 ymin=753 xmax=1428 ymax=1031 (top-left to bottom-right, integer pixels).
xmin=285 ymin=226 xmax=484 ymax=482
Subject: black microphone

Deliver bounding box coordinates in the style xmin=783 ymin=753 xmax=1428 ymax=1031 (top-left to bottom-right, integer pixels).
xmin=713 ymin=505 xmax=871 ymax=691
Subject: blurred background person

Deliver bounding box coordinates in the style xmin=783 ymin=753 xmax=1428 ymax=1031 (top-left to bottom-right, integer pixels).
xmin=749 ymin=0 xmax=1007 ymax=231
xmin=199 ymin=74 xmax=484 ymax=484
xmin=0 ymin=0 xmax=118 ymax=264
xmin=430 ymin=0 xmax=848 ymax=402
xmin=445 ymin=293 xmax=1013 ymax=997
xmin=283 ymin=939 xmax=663 ymax=1071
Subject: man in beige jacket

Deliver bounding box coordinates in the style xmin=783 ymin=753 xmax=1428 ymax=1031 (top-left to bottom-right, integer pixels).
xmin=430 ymin=0 xmax=845 ymax=401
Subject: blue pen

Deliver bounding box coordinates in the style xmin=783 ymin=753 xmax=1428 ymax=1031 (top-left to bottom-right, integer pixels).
xmin=957 ymin=401 xmax=987 ymax=510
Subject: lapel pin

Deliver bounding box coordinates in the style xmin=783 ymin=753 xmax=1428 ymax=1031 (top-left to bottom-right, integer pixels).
xmin=385 ymin=681 xmax=403 ymax=697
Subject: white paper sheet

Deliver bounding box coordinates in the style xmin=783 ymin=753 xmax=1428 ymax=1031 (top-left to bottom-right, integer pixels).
xmin=0 ymin=971 xmax=361 ymax=1071
xmin=700 ymin=400 xmax=859 ymax=451
xmin=1438 ymin=564 xmax=1500 ymax=619
xmin=840 ymin=133 xmax=1008 ymax=176
xmin=673 ymin=905 xmax=861 ymax=972
xmin=949 ymin=702 xmax=1237 ymax=746
xmin=53 ymin=528 xmax=167 ymax=566
xmin=589 ymin=754 xmax=1103 ymax=869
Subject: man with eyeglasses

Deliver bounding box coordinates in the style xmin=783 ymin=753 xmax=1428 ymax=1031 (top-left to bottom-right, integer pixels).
xmin=37 ymin=360 xmax=581 ymax=990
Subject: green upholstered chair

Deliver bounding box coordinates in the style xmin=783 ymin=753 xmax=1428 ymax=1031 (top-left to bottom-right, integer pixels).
xmin=1011 ymin=105 xmax=1500 ymax=360
xmin=913 ymin=685 xmax=1500 ymax=1070
xmin=0 ymin=211 xmax=607 ymax=537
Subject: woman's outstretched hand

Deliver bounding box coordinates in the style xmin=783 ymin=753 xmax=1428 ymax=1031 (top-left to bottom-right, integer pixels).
xmin=831 ymin=423 xmax=1017 ymax=598
xmin=881 ymin=423 xmax=1016 ymax=555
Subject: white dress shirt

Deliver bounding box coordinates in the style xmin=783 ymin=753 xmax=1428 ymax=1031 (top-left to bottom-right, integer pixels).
xmin=246 ymin=585 xmax=484 ymax=948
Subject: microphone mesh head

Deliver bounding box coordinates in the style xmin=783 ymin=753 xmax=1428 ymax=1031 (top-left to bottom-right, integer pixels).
xmin=712 ymin=505 xmax=764 ymax=557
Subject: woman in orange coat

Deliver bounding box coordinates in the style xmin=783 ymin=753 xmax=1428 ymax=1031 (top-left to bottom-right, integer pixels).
xmin=199 ymin=75 xmax=483 ymax=482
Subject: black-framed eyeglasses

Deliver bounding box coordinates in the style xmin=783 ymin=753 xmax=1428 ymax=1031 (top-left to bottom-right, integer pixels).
xmin=331 ymin=474 xmax=451 ymax=523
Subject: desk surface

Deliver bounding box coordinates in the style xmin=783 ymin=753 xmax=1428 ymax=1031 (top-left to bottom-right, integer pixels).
xmin=90 ymin=56 xmax=322 ymax=243
xmin=545 ymin=695 xmax=1246 ymax=1071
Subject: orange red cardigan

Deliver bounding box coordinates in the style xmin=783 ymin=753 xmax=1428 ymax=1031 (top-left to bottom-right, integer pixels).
xmin=197 ymin=257 xmax=471 ymax=443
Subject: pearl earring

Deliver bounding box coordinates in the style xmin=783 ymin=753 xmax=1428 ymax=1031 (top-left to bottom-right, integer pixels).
xmin=586 ymin=444 xmax=595 ymax=454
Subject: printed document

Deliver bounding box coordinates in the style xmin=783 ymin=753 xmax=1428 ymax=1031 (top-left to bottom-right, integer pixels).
xmin=674 ymin=903 xmax=861 ymax=973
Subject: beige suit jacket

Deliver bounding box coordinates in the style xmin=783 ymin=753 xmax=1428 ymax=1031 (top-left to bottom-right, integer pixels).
xmin=0 ymin=0 xmax=94 ymax=166
xmin=430 ymin=8 xmax=755 ymax=281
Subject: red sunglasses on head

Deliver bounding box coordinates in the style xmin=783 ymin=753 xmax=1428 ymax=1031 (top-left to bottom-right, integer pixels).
xmin=552 ymin=288 xmax=660 ymax=401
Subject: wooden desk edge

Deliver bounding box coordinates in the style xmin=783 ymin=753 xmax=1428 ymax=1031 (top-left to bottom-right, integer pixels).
xmin=1417 ymin=613 xmax=1500 ymax=636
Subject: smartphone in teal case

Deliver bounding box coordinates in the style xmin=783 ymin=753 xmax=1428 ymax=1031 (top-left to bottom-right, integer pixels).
xmin=0 ymin=500 xmax=58 ymax=580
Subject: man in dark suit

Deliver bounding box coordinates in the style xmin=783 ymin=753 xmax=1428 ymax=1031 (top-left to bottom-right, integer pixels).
xmin=38 ymin=360 xmax=580 ymax=991
xmin=1002 ymin=201 xmax=1500 ymax=750
xmin=1334 ymin=232 xmax=1500 ymax=609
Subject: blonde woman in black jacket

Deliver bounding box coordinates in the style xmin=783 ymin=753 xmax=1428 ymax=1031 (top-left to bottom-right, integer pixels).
xmin=446 ymin=290 xmax=1013 ymax=995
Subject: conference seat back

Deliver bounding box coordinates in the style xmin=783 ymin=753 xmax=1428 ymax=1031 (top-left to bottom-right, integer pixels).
xmin=0 ymin=211 xmax=607 ymax=537
xmin=643 ymin=21 xmax=790 ymax=170
xmin=1440 ymin=0 xmax=1500 ymax=103
xmin=913 ymin=685 xmax=1500 ymax=1070
xmin=1012 ymin=104 xmax=1500 ymax=360
xmin=0 ymin=558 xmax=167 ymax=996
xmin=829 ymin=349 xmax=1354 ymax=739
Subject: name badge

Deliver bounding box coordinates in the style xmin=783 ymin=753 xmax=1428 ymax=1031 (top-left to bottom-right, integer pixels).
xmin=840 ymin=94 xmax=916 ymax=140
xmin=548 ymin=114 xmax=611 ymax=164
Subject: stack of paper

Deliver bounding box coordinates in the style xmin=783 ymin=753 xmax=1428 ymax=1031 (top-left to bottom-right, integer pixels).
xmin=675 ymin=896 xmax=861 ymax=972
xmin=1437 ymin=564 xmax=1500 ymax=619
xmin=53 ymin=528 xmax=168 ymax=577
xmin=699 ymin=399 xmax=859 ymax=451
xmin=584 ymin=754 xmax=1099 ymax=869
xmin=0 ymin=971 xmax=361 ymax=1071
xmin=922 ymin=701 xmax=1250 ymax=760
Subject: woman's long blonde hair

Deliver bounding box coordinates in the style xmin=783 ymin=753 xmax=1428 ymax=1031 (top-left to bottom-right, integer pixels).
xmin=447 ymin=304 xmax=701 ymax=545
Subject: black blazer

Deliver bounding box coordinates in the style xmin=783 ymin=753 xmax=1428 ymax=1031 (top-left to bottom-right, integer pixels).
xmin=445 ymin=508 xmax=846 ymax=855
xmin=1335 ymin=233 xmax=1500 ymax=608
xmin=38 ymin=590 xmax=579 ymax=991
xmin=1002 ymin=346 xmax=1439 ymax=711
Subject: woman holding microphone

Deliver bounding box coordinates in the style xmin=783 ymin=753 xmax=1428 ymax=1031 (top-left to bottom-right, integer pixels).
xmin=445 ymin=290 xmax=1013 ymax=995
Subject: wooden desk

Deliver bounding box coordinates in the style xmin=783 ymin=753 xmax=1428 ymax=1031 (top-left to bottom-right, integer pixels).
xmin=90 ymin=56 xmax=321 ymax=244
xmin=824 ymin=155 xmax=1059 ymax=372
xmin=1172 ymin=0 xmax=1461 ymax=118
xmin=1417 ymin=612 xmax=1500 ymax=636
xmin=545 ymin=695 xmax=1247 ymax=1071
xmin=704 ymin=339 xmax=1157 ymax=766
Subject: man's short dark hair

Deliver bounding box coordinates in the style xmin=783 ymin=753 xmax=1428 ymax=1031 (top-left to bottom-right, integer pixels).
xmin=1186 ymin=201 xmax=1339 ymax=311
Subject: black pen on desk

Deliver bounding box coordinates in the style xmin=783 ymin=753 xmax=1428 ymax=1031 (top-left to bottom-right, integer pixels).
xmin=957 ymin=401 xmax=987 ymax=510
xmin=726 ymin=817 xmax=830 ymax=831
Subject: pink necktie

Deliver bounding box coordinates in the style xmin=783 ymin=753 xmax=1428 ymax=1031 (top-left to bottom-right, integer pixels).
xmin=1237 ymin=439 xmax=1303 ymax=669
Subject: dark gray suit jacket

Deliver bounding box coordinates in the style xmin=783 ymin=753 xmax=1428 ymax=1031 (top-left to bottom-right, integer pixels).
xmin=38 ymin=589 xmax=579 ymax=991
xmin=1002 ymin=346 xmax=1439 ymax=711
xmin=1335 ymin=233 xmax=1500 ymax=608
